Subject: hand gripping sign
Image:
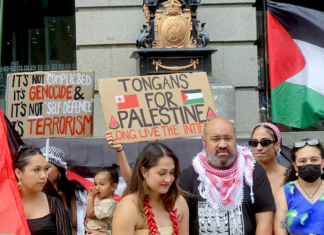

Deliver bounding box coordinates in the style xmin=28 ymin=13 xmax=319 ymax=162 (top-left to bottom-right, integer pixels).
xmin=97 ymin=72 xmax=217 ymax=144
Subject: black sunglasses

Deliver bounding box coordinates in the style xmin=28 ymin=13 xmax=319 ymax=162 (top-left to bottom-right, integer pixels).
xmin=294 ymin=139 xmax=320 ymax=148
xmin=248 ymin=139 xmax=276 ymax=147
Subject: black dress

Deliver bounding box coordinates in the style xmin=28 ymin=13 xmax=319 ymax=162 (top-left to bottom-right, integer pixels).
xmin=27 ymin=195 xmax=72 ymax=235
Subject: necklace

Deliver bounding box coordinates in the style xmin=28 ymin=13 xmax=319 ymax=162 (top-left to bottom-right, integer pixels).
xmin=298 ymin=180 xmax=322 ymax=204
xmin=144 ymin=198 xmax=180 ymax=235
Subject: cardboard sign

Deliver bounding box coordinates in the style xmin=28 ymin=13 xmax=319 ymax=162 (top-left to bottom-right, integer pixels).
xmin=97 ymin=72 xmax=217 ymax=144
xmin=6 ymin=71 xmax=94 ymax=139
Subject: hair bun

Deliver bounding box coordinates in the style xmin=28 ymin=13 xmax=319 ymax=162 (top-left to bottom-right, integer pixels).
xmin=109 ymin=163 xmax=118 ymax=169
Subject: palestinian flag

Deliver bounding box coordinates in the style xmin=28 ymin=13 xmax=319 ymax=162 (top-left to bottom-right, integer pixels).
xmin=181 ymin=89 xmax=204 ymax=105
xmin=268 ymin=2 xmax=324 ymax=128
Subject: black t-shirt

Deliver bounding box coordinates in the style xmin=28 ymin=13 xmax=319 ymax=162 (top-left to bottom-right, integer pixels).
xmin=179 ymin=161 xmax=275 ymax=235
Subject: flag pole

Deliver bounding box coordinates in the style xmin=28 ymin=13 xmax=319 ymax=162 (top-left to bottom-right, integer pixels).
xmin=263 ymin=0 xmax=270 ymax=121
xmin=45 ymin=138 xmax=49 ymax=162
xmin=46 ymin=138 xmax=49 ymax=177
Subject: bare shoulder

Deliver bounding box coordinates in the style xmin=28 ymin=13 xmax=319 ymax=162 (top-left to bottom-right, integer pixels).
xmin=274 ymin=186 xmax=288 ymax=209
xmin=123 ymin=193 xmax=138 ymax=201
xmin=38 ymin=191 xmax=47 ymax=198
xmin=176 ymin=195 xmax=189 ymax=234
xmin=274 ymin=186 xmax=285 ymax=199
xmin=115 ymin=194 xmax=141 ymax=220
xmin=116 ymin=194 xmax=138 ymax=211
xmin=113 ymin=194 xmax=142 ymax=233
xmin=38 ymin=192 xmax=49 ymax=204
xmin=279 ymin=165 xmax=287 ymax=175
xmin=177 ymin=195 xmax=188 ymax=208
xmin=175 ymin=195 xmax=189 ymax=219
xmin=36 ymin=192 xmax=51 ymax=213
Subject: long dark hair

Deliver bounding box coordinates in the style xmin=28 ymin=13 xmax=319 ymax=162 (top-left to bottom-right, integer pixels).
xmin=121 ymin=142 xmax=182 ymax=217
xmin=41 ymin=146 xmax=87 ymax=215
xmin=284 ymin=139 xmax=324 ymax=184
xmin=56 ymin=166 xmax=87 ymax=216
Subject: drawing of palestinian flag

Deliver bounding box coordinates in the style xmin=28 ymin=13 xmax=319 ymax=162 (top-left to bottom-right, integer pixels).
xmin=181 ymin=89 xmax=204 ymax=105
xmin=268 ymin=2 xmax=324 ymax=128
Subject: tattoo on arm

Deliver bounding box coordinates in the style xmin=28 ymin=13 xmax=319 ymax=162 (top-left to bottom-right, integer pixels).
xmin=280 ymin=210 xmax=287 ymax=229
xmin=280 ymin=220 xmax=286 ymax=228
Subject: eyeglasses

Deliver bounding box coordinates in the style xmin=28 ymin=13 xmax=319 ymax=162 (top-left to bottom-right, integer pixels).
xmin=248 ymin=139 xmax=276 ymax=147
xmin=294 ymin=139 xmax=320 ymax=148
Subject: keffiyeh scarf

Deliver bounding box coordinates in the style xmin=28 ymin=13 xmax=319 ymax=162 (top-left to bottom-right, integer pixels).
xmin=193 ymin=145 xmax=255 ymax=214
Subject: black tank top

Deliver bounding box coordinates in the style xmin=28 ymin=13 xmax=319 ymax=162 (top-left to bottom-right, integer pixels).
xmin=27 ymin=214 xmax=56 ymax=235
xmin=26 ymin=194 xmax=72 ymax=235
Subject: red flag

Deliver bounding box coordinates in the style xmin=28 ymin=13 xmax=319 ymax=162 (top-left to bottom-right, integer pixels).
xmin=67 ymin=170 xmax=93 ymax=192
xmin=115 ymin=94 xmax=139 ymax=109
xmin=0 ymin=110 xmax=31 ymax=235
xmin=67 ymin=170 xmax=121 ymax=202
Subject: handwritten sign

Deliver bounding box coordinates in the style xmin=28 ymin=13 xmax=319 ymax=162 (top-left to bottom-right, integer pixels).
xmin=97 ymin=72 xmax=217 ymax=144
xmin=6 ymin=71 xmax=94 ymax=139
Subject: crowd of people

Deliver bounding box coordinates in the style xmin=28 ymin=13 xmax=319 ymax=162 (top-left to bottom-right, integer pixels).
xmin=10 ymin=117 xmax=324 ymax=235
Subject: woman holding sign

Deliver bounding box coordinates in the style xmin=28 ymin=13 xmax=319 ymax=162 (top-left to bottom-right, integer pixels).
xmin=106 ymin=132 xmax=189 ymax=235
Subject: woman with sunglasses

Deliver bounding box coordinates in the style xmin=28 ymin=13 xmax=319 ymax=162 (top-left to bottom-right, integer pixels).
xmin=249 ymin=123 xmax=287 ymax=194
xmin=273 ymin=139 xmax=324 ymax=235
xmin=13 ymin=146 xmax=72 ymax=235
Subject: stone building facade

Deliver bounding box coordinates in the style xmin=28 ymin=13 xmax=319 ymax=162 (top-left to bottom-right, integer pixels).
xmin=75 ymin=0 xmax=261 ymax=138
xmin=1 ymin=0 xmax=322 ymax=146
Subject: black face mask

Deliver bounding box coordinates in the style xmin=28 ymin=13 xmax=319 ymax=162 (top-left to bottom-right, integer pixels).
xmin=297 ymin=164 xmax=322 ymax=183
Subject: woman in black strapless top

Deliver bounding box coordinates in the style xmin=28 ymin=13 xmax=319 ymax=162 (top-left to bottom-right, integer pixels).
xmin=14 ymin=146 xmax=72 ymax=235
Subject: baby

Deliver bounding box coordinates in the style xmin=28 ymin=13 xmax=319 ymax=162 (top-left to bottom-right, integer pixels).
xmin=85 ymin=165 xmax=119 ymax=235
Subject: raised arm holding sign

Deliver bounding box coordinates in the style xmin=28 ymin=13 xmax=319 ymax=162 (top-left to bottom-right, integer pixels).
xmin=98 ymin=72 xmax=217 ymax=144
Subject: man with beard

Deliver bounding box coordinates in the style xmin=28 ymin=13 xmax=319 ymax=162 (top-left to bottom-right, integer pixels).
xmin=179 ymin=118 xmax=275 ymax=235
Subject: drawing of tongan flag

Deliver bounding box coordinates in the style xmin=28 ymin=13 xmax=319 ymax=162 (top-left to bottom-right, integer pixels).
xmin=115 ymin=94 xmax=139 ymax=110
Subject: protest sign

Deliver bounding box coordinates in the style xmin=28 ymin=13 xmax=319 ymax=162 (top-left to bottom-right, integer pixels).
xmin=97 ymin=72 xmax=217 ymax=144
xmin=6 ymin=71 xmax=94 ymax=139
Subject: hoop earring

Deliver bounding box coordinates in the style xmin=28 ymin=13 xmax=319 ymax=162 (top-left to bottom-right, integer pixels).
xmin=17 ymin=181 xmax=22 ymax=190
xmin=143 ymin=178 xmax=149 ymax=195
